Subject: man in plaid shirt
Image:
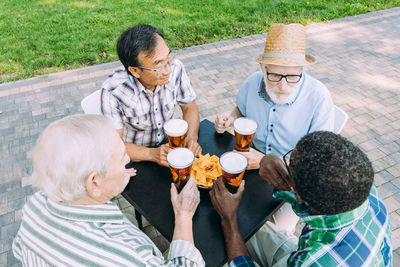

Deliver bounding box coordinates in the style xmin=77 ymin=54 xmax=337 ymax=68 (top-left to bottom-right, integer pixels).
xmin=101 ymin=24 xmax=201 ymax=166
xmin=210 ymin=131 xmax=392 ymax=266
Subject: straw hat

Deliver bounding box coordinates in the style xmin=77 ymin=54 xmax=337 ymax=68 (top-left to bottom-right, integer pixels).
xmin=256 ymin=23 xmax=316 ymax=66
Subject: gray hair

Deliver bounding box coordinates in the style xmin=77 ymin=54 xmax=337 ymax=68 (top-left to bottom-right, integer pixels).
xmin=31 ymin=114 xmax=117 ymax=202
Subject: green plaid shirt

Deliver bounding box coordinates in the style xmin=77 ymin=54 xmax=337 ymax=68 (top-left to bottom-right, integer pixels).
xmin=274 ymin=186 xmax=392 ymax=266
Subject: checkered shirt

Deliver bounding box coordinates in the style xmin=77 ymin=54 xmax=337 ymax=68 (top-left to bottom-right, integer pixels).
xmin=230 ymin=256 xmax=257 ymax=267
xmin=101 ymin=59 xmax=196 ymax=147
xmin=274 ymin=186 xmax=392 ymax=266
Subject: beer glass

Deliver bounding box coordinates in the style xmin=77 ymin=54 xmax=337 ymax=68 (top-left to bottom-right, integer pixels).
xmin=219 ymin=152 xmax=248 ymax=193
xmin=164 ymin=119 xmax=188 ymax=149
xmin=233 ymin=118 xmax=257 ymax=152
xmin=167 ymin=148 xmax=194 ymax=191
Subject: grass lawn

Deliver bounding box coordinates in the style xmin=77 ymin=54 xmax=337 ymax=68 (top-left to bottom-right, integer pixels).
xmin=0 ymin=0 xmax=398 ymax=83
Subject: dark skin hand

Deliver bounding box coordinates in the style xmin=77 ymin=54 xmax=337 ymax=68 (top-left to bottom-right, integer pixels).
xmin=210 ymin=177 xmax=249 ymax=262
xmin=259 ymin=154 xmax=293 ymax=192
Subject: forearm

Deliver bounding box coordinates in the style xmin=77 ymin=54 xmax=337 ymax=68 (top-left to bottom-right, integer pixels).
xmin=182 ymin=102 xmax=200 ymax=141
xmin=172 ymin=215 xmax=194 ymax=245
xmin=230 ymin=106 xmax=243 ymax=119
xmin=221 ymin=217 xmax=249 ymax=262
xmin=124 ymin=142 xmax=156 ymax=162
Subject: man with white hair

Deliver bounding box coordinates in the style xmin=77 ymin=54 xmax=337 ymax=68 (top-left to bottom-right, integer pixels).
xmin=215 ymin=23 xmax=334 ymax=171
xmin=12 ymin=114 xmax=204 ymax=266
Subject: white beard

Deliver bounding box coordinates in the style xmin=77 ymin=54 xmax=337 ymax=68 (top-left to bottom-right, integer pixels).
xmin=264 ymin=80 xmax=301 ymax=104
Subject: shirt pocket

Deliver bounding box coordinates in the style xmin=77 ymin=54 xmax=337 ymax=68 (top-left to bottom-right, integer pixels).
xmin=163 ymin=103 xmax=175 ymax=120
xmin=126 ymin=112 xmax=152 ymax=131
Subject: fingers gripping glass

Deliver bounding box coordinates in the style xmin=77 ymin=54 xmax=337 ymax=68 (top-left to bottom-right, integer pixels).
xmin=267 ymin=72 xmax=302 ymax=83
xmin=283 ymin=149 xmax=295 ymax=192
xmin=138 ymin=57 xmax=174 ymax=74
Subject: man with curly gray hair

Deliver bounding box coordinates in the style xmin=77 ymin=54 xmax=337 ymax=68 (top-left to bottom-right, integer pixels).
xmin=13 ymin=114 xmax=204 ymax=266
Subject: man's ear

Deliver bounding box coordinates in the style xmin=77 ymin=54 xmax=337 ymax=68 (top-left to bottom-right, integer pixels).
xmin=128 ymin=66 xmax=141 ymax=79
xmin=85 ymin=172 xmax=102 ymax=198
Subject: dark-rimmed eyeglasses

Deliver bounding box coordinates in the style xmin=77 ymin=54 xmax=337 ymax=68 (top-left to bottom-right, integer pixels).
xmin=283 ymin=149 xmax=293 ymax=175
xmin=266 ymin=72 xmax=302 ymax=83
xmin=283 ymin=149 xmax=295 ymax=192
xmin=138 ymin=57 xmax=174 ymax=74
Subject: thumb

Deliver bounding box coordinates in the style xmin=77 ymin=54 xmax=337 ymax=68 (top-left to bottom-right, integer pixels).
xmin=170 ymin=183 xmax=178 ymax=204
xmin=237 ymin=180 xmax=245 ymax=195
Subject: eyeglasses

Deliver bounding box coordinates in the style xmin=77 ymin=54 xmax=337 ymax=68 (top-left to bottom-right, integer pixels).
xmin=266 ymin=72 xmax=302 ymax=83
xmin=283 ymin=149 xmax=295 ymax=192
xmin=138 ymin=56 xmax=174 ymax=74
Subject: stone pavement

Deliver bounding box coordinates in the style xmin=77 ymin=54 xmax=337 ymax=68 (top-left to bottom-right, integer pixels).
xmin=1 ymin=7 xmax=400 ymax=266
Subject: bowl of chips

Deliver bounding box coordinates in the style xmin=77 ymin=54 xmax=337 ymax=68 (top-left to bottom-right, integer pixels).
xmin=190 ymin=153 xmax=222 ymax=189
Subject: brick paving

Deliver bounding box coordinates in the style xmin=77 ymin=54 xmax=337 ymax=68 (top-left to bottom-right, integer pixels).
xmin=1 ymin=7 xmax=400 ymax=266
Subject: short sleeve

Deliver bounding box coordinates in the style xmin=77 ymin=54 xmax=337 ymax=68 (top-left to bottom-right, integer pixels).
xmin=236 ymin=76 xmax=252 ymax=116
xmin=308 ymin=82 xmax=334 ymax=133
xmin=230 ymin=255 xmax=257 ymax=267
xmin=101 ymin=88 xmax=125 ymax=130
xmin=174 ymin=60 xmax=197 ymax=106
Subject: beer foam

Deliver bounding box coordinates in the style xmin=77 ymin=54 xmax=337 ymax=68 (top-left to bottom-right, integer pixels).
xmin=167 ymin=148 xmax=194 ymax=168
xmin=233 ymin=118 xmax=257 ymax=135
xmin=219 ymin=152 xmax=248 ymax=174
xmin=164 ymin=119 xmax=188 ymax=137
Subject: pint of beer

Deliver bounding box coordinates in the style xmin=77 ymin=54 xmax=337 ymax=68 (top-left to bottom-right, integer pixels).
xmin=167 ymin=148 xmax=194 ymax=191
xmin=164 ymin=119 xmax=188 ymax=149
xmin=233 ymin=118 xmax=257 ymax=152
xmin=219 ymin=152 xmax=248 ymax=193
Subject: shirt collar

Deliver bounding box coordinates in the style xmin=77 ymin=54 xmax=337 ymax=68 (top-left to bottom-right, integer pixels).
xmin=258 ymin=73 xmax=305 ymax=106
xmin=302 ymin=200 xmax=369 ymax=230
xmin=46 ymin=197 xmax=125 ymax=224
xmin=274 ymin=190 xmax=369 ymax=230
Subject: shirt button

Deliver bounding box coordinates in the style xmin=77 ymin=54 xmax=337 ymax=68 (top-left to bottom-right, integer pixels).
xmin=268 ymin=144 xmax=271 ymax=147
xmin=270 ymin=124 xmax=273 ymax=127
xmin=268 ymin=148 xmax=271 ymax=151
xmin=273 ymin=109 xmax=276 ymax=112
xmin=155 ymin=108 xmax=158 ymax=111
xmin=158 ymin=122 xmax=161 ymax=126
xmin=157 ymin=133 xmax=160 ymax=136
xmin=270 ymin=129 xmax=273 ymax=132
xmin=136 ymin=122 xmax=139 ymax=124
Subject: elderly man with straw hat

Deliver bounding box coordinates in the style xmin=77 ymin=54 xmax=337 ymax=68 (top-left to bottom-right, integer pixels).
xmin=215 ymin=23 xmax=334 ymax=171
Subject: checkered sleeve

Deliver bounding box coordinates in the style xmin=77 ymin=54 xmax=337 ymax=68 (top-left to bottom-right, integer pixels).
xmin=101 ymin=88 xmax=125 ymax=130
xmin=174 ymin=59 xmax=197 ymax=106
xmin=230 ymin=256 xmax=257 ymax=267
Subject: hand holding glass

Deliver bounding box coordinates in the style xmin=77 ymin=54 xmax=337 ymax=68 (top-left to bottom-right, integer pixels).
xmin=164 ymin=119 xmax=188 ymax=149
xmin=167 ymin=148 xmax=194 ymax=192
xmin=233 ymin=118 xmax=257 ymax=152
xmin=219 ymin=152 xmax=248 ymax=193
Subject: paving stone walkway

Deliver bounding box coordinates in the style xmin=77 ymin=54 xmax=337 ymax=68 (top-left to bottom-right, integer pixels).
xmin=1 ymin=7 xmax=400 ymax=266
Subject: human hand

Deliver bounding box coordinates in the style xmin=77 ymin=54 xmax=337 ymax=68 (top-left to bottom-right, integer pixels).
xmin=186 ymin=139 xmax=202 ymax=157
xmin=170 ymin=177 xmax=200 ymax=219
xmin=210 ymin=177 xmax=245 ymax=221
xmin=152 ymin=144 xmax=170 ymax=167
xmin=215 ymin=112 xmax=234 ymax=134
xmin=259 ymin=154 xmax=293 ymax=191
xmin=125 ymin=167 xmax=137 ymax=177
xmin=235 ymin=147 xmax=264 ymax=170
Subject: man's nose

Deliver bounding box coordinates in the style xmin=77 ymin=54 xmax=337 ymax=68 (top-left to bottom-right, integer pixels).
xmin=277 ymin=78 xmax=288 ymax=91
xmin=160 ymin=63 xmax=172 ymax=75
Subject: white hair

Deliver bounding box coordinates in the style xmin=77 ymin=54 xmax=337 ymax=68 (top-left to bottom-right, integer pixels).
xmin=31 ymin=114 xmax=117 ymax=202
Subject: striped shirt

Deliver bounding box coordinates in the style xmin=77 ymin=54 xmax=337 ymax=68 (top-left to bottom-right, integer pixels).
xmin=13 ymin=191 xmax=205 ymax=266
xmin=101 ymin=59 xmax=196 ymax=147
xmin=275 ymin=186 xmax=392 ymax=266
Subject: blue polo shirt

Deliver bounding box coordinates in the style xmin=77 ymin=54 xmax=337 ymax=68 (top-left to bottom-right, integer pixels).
xmin=237 ymin=71 xmax=334 ymax=157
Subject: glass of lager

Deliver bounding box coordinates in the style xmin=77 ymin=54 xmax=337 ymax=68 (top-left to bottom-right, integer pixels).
xmin=167 ymin=148 xmax=194 ymax=192
xmin=164 ymin=119 xmax=188 ymax=149
xmin=219 ymin=152 xmax=248 ymax=193
xmin=233 ymin=117 xmax=257 ymax=152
